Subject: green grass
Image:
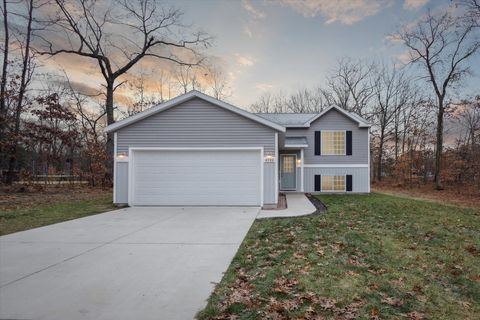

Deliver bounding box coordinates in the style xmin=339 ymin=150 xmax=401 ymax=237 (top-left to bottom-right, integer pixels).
xmin=0 ymin=196 xmax=116 ymax=235
xmin=198 ymin=193 xmax=480 ymax=319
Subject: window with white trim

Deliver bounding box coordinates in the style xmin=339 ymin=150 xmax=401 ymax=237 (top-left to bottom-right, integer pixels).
xmin=321 ymin=131 xmax=345 ymax=155
xmin=321 ymin=175 xmax=345 ymax=192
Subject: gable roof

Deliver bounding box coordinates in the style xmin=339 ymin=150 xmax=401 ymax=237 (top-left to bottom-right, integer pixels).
xmin=255 ymin=106 xmax=370 ymax=128
xmin=105 ymin=90 xmax=286 ymax=133
xmin=255 ymin=113 xmax=318 ymax=127
xmin=307 ymin=106 xmax=370 ymax=128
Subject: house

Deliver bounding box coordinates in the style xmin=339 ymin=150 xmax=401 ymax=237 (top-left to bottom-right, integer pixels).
xmin=105 ymin=90 xmax=370 ymax=208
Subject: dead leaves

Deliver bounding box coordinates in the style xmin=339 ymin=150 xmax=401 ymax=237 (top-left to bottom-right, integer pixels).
xmin=380 ymin=294 xmax=404 ymax=307
xmin=272 ymin=276 xmax=298 ymax=295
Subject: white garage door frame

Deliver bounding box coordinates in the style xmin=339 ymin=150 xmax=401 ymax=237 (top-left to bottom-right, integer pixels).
xmin=127 ymin=147 xmax=264 ymax=207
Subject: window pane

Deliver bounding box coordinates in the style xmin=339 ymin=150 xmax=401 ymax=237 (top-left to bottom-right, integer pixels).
xmin=321 ymin=131 xmax=345 ymax=155
xmin=321 ymin=176 xmax=333 ymax=191
xmin=322 ymin=175 xmax=345 ymax=192
xmin=333 ymin=176 xmax=345 ymax=191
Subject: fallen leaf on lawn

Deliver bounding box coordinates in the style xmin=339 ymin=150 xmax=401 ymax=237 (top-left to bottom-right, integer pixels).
xmin=381 ymin=296 xmax=404 ymax=307
xmin=406 ymin=311 xmax=427 ymax=319
xmin=293 ymin=252 xmax=305 ymax=259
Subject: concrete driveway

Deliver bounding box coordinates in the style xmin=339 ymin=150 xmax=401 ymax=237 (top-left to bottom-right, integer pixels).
xmin=0 ymin=206 xmax=259 ymax=320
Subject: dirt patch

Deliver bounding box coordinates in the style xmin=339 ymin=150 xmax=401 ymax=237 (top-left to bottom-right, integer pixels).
xmin=373 ymin=182 xmax=480 ymax=209
xmin=0 ymin=185 xmax=112 ymax=212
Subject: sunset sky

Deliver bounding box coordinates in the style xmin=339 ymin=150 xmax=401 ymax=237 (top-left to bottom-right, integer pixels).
xmin=37 ymin=0 xmax=480 ymax=109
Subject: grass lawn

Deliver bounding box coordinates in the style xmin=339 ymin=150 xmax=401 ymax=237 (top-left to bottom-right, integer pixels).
xmin=0 ymin=195 xmax=115 ymax=235
xmin=198 ymin=193 xmax=480 ymax=320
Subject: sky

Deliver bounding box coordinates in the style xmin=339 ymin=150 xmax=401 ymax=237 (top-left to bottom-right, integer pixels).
xmin=31 ymin=0 xmax=480 ymax=109
xmin=158 ymin=0 xmax=479 ymax=106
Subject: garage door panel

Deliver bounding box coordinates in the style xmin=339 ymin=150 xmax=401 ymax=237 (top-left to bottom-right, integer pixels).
xmin=131 ymin=150 xmax=261 ymax=206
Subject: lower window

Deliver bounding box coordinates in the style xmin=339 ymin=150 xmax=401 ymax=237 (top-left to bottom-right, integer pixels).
xmin=321 ymin=175 xmax=345 ymax=192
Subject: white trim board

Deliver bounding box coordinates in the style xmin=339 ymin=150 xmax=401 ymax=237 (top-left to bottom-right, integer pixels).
xmin=304 ymin=164 xmax=369 ymax=168
xmin=127 ymin=147 xmax=264 ymax=207
xmin=284 ymin=145 xmax=308 ymax=148
xmin=113 ymin=132 xmax=117 ymax=203
xmin=105 ymin=90 xmax=285 ymax=133
xmin=274 ymin=133 xmax=279 ymax=204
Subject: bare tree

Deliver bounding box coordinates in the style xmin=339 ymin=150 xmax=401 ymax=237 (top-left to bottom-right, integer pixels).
xmin=5 ymin=0 xmax=36 ymax=184
xmin=38 ymin=0 xmax=211 ymax=172
xmin=370 ymin=63 xmax=411 ymax=181
xmin=457 ymin=97 xmax=480 ymax=146
xmin=395 ymin=8 xmax=480 ymax=189
xmin=326 ymin=58 xmax=375 ymax=115
xmin=458 ymin=0 xmax=480 ymax=26
xmin=205 ymin=64 xmax=230 ymax=100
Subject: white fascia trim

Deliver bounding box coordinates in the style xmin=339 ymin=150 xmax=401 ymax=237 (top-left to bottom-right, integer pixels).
xmin=304 ymin=164 xmax=369 ymax=168
xmin=113 ymin=132 xmax=117 ymax=203
xmin=284 ymin=144 xmax=308 ymax=148
xmin=127 ymin=146 xmax=264 ymax=207
xmin=367 ymin=128 xmax=371 ymax=192
xmin=128 ymin=147 xmax=263 ymax=151
xmin=307 ymin=106 xmax=371 ymax=128
xmin=105 ymin=90 xmax=286 ymax=133
xmin=260 ymin=146 xmax=264 ymax=206
xmin=300 ymin=148 xmax=304 ymax=192
xmin=274 ymin=133 xmax=278 ymax=204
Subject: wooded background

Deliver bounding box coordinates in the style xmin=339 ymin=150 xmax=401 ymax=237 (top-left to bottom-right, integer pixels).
xmin=0 ymin=0 xmax=479 ymax=191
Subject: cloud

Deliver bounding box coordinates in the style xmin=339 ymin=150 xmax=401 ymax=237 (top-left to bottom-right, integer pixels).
xmin=396 ymin=50 xmax=412 ymax=64
xmin=235 ymin=53 xmax=256 ymax=66
xmin=277 ymin=0 xmax=393 ymax=25
xmin=255 ymin=83 xmax=275 ymax=91
xmin=404 ymin=0 xmax=429 ymax=10
xmin=244 ymin=25 xmax=253 ymax=38
xmin=385 ymin=34 xmax=403 ymax=43
xmin=242 ymin=0 xmax=266 ymax=19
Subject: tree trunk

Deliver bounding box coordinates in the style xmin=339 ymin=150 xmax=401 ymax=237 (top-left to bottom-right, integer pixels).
xmin=376 ymin=131 xmax=385 ymax=181
xmin=0 ymin=0 xmax=9 ymax=134
xmin=6 ymin=0 xmax=32 ymax=184
xmin=434 ymin=98 xmax=444 ymax=190
xmin=105 ymin=81 xmax=115 ymax=183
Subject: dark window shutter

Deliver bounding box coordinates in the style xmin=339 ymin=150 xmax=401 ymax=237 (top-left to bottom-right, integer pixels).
xmin=346 ymin=175 xmax=353 ymax=191
xmin=315 ymin=131 xmax=321 ymax=155
xmin=346 ymin=131 xmax=352 ymax=155
xmin=315 ymin=175 xmax=321 ymax=191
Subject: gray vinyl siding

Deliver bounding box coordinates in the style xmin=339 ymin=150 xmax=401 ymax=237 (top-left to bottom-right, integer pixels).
xmin=286 ymin=108 xmax=369 ymax=164
xmin=304 ymin=167 xmax=369 ymax=193
xmin=115 ymin=162 xmax=128 ymax=203
xmin=117 ymin=98 xmax=275 ymax=154
xmin=114 ymin=97 xmax=277 ymax=206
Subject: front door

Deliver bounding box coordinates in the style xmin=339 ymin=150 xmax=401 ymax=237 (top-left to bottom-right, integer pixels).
xmin=280 ymin=154 xmax=296 ymax=190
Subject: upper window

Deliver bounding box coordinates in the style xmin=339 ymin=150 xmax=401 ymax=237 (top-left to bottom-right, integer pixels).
xmin=321 ymin=131 xmax=345 ymax=155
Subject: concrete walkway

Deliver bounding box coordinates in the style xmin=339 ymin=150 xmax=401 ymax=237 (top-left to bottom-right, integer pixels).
xmin=257 ymin=193 xmax=316 ymax=219
xmin=0 ymin=206 xmax=259 ymax=320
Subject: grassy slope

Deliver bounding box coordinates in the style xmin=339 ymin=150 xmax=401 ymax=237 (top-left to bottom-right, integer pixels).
xmin=199 ymin=193 xmax=480 ymax=319
xmin=0 ymin=196 xmax=115 ymax=235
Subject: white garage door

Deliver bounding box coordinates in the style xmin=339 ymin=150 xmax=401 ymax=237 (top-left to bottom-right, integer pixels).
xmin=130 ymin=149 xmax=262 ymax=206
